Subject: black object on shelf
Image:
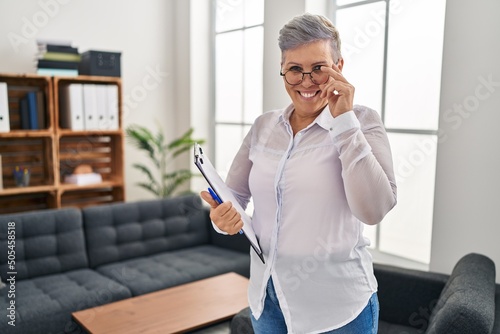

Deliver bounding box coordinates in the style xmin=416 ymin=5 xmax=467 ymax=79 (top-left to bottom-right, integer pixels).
xmin=79 ymin=50 xmax=121 ymax=77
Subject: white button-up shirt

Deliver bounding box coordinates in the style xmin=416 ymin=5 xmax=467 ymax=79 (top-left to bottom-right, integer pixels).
xmin=225 ymin=104 xmax=397 ymax=333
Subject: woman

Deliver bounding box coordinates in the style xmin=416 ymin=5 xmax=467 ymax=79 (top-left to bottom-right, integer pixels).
xmin=201 ymin=13 xmax=397 ymax=334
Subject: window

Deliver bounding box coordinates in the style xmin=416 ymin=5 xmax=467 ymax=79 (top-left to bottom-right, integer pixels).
xmin=214 ymin=0 xmax=264 ymax=177
xmin=334 ymin=0 xmax=446 ymax=264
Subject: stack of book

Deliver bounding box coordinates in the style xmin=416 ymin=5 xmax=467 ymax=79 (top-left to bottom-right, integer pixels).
xmin=36 ymin=39 xmax=80 ymax=76
xmin=0 ymin=82 xmax=46 ymax=131
xmin=18 ymin=90 xmax=46 ymax=130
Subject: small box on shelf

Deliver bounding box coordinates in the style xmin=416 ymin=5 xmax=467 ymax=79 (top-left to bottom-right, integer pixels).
xmin=63 ymin=164 xmax=102 ymax=186
xmin=64 ymin=172 xmax=102 ymax=186
xmin=79 ymin=50 xmax=121 ymax=77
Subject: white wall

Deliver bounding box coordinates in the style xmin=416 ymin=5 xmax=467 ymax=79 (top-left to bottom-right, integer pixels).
xmin=189 ymin=0 xmax=214 ymax=194
xmin=431 ymin=0 xmax=500 ymax=282
xmin=262 ymin=0 xmax=305 ymax=111
xmin=0 ymin=0 xmax=177 ymax=201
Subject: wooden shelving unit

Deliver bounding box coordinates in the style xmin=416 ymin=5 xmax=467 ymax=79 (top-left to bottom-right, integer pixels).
xmin=0 ymin=73 xmax=125 ymax=214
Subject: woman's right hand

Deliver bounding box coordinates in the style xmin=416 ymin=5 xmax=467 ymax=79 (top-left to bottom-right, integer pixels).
xmin=200 ymin=191 xmax=244 ymax=235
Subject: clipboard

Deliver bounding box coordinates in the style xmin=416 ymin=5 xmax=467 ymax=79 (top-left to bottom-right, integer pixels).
xmin=194 ymin=143 xmax=265 ymax=264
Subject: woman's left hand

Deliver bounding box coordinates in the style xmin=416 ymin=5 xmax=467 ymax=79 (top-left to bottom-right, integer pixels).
xmin=319 ymin=63 xmax=355 ymax=118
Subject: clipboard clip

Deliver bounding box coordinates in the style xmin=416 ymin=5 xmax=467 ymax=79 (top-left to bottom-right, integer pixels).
xmin=194 ymin=143 xmax=203 ymax=164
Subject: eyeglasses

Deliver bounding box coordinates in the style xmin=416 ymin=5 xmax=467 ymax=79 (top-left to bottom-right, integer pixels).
xmin=280 ymin=66 xmax=330 ymax=86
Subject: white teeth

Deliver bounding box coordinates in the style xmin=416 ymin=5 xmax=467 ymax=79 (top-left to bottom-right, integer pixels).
xmin=300 ymin=92 xmax=316 ymax=98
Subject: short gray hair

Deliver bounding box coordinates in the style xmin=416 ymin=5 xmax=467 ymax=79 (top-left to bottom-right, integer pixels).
xmin=278 ymin=13 xmax=342 ymax=63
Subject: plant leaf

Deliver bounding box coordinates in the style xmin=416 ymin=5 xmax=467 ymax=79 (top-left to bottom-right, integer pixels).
xmin=126 ymin=125 xmax=162 ymax=169
xmin=136 ymin=182 xmax=160 ymax=197
xmin=132 ymin=163 xmax=157 ymax=185
xmin=167 ymin=128 xmax=194 ymax=150
xmin=127 ymin=127 xmax=155 ymax=159
xmin=162 ymin=169 xmax=194 ymax=197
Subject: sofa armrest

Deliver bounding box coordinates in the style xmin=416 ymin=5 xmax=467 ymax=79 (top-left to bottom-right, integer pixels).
xmin=493 ymin=285 xmax=500 ymax=334
xmin=426 ymin=253 xmax=496 ymax=334
xmin=374 ymin=263 xmax=448 ymax=330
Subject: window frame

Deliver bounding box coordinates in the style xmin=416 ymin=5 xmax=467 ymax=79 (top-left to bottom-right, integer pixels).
xmin=333 ymin=0 xmax=441 ymax=267
xmin=212 ymin=0 xmax=264 ymax=172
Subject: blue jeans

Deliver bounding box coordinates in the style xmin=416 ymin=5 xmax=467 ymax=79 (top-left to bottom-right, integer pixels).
xmin=251 ymin=278 xmax=379 ymax=334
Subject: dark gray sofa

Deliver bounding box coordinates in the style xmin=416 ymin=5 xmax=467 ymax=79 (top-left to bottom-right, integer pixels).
xmin=0 ymin=194 xmax=250 ymax=334
xmin=230 ymin=253 xmax=500 ymax=334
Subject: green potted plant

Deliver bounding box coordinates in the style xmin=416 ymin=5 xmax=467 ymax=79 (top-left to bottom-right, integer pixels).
xmin=126 ymin=125 xmax=205 ymax=198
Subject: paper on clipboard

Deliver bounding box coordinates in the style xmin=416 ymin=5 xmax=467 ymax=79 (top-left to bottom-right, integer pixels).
xmin=194 ymin=143 xmax=265 ymax=264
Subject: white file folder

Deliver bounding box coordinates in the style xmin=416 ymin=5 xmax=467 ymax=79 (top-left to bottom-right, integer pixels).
xmin=106 ymin=85 xmax=119 ymax=130
xmin=83 ymin=84 xmax=98 ymax=130
xmin=194 ymin=143 xmax=265 ymax=264
xmin=60 ymin=84 xmax=84 ymax=130
xmin=95 ymin=84 xmax=108 ymax=130
xmin=0 ymin=82 xmax=10 ymax=132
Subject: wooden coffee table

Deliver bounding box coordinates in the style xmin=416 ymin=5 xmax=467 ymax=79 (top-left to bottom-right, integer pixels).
xmin=72 ymin=272 xmax=249 ymax=334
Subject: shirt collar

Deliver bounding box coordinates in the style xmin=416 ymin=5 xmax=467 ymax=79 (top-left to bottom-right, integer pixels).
xmin=277 ymin=104 xmax=295 ymax=125
xmin=277 ymin=103 xmax=333 ymax=131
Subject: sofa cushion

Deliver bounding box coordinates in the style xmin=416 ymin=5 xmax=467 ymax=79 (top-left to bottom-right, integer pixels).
xmin=0 ymin=208 xmax=88 ymax=281
xmin=0 ymin=268 xmax=131 ymax=334
xmin=83 ymin=195 xmax=211 ymax=268
xmin=96 ymin=245 xmax=250 ymax=295
xmin=427 ymin=253 xmax=496 ymax=334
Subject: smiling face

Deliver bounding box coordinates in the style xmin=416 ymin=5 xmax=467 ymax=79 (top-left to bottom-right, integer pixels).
xmin=281 ymin=40 xmax=341 ymax=118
